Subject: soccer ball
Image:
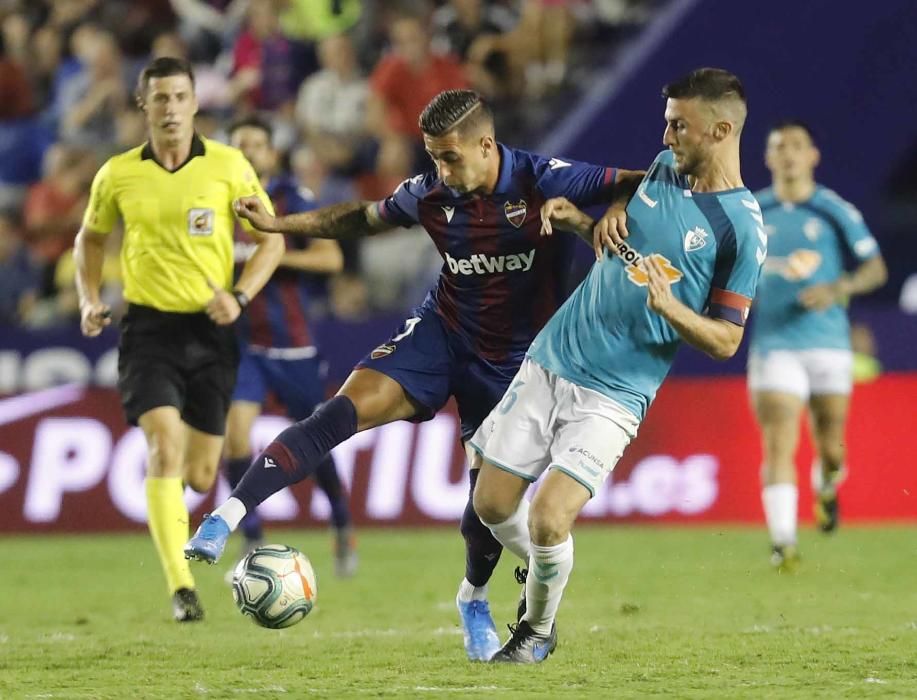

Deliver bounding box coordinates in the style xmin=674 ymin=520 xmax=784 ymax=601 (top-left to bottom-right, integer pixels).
xmin=231 ymin=544 xmax=317 ymax=629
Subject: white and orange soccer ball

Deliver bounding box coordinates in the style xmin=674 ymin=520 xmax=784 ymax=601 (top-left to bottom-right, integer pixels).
xmin=231 ymin=544 xmax=317 ymax=629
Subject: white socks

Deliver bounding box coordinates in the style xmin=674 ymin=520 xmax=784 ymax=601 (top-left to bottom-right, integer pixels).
xmin=525 ymin=536 xmax=574 ymax=635
xmin=762 ymin=483 xmax=798 ymax=546
xmin=460 ymin=499 xmax=531 ymax=604
xmin=457 ymin=578 xmax=488 ymax=603
xmin=481 ymin=500 xmax=573 ymax=634
xmin=481 ymin=498 xmax=531 ymax=563
xmin=212 ymin=496 xmax=247 ymax=531
xmin=811 ymin=460 xmax=845 ymax=496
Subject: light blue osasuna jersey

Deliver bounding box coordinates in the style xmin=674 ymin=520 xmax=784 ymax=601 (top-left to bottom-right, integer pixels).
xmin=528 ymin=150 xmax=765 ymax=420
xmin=750 ymin=185 xmax=880 ymax=353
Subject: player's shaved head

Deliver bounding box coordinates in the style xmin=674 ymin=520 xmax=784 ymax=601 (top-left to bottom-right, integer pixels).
xmin=663 ymin=68 xmax=747 ymax=135
xmin=419 ymin=89 xmax=494 ymax=139
xmin=420 ymin=90 xmax=499 ymax=194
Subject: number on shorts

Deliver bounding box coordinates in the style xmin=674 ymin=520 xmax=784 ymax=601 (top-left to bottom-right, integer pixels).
xmin=498 ymin=380 xmax=525 ymax=415
xmin=392 ymin=317 xmax=421 ymax=342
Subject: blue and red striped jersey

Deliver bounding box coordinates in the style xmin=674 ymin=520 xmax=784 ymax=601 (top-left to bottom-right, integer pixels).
xmin=375 ymin=144 xmax=615 ymax=362
xmin=235 ymin=174 xmax=321 ymax=349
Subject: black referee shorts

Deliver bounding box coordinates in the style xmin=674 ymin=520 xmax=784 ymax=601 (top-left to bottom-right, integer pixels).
xmin=117 ymin=303 xmax=240 ymax=436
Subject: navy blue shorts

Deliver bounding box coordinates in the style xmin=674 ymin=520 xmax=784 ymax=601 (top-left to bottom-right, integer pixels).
xmin=232 ymin=347 xmax=327 ymax=420
xmin=357 ymin=306 xmax=521 ymax=441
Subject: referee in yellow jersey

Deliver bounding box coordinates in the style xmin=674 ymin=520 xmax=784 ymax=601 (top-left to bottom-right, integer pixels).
xmin=74 ymin=57 xmax=284 ymax=622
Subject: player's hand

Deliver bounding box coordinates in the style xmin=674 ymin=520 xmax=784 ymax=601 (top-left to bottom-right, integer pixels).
xmin=540 ymin=197 xmax=592 ymax=237
xmin=592 ymin=205 xmax=630 ymax=261
xmin=206 ymin=279 xmax=241 ymax=325
xmin=79 ymin=301 xmax=111 ymax=337
xmin=645 ymin=255 xmax=677 ymax=317
xmin=234 ymin=196 xmax=277 ymax=232
xmin=798 ymin=281 xmax=845 ymax=311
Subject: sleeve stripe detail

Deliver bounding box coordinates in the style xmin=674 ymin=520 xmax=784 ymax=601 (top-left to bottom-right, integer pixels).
xmin=597 ymin=166 xmax=617 ymax=199
xmin=692 ymin=195 xmax=738 ymax=291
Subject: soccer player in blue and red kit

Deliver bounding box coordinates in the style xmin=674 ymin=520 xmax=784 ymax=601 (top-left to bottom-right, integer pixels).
xmin=186 ymin=89 xmax=639 ymax=660
xmin=225 ymin=116 xmax=357 ymax=577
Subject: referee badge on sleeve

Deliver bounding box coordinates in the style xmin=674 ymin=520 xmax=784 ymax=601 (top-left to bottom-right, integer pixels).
xmin=188 ymin=208 xmax=215 ymax=236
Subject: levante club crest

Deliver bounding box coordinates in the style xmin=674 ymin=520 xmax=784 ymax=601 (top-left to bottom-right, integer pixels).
xmin=504 ymin=200 xmax=527 ymax=228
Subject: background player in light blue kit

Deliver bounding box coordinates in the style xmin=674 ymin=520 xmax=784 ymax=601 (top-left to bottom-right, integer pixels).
xmin=225 ymin=116 xmax=357 ymax=577
xmin=472 ymin=68 xmax=765 ymax=663
xmin=749 ymin=122 xmax=887 ymax=571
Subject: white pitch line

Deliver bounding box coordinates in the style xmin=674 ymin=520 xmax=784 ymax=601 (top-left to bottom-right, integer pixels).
xmin=414 ymin=687 xmax=504 ymax=693
xmin=230 ymin=687 xmax=288 ymax=694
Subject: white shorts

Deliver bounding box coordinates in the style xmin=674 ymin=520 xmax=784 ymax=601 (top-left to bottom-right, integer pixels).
xmin=747 ymin=349 xmax=853 ymax=400
xmin=468 ymin=358 xmax=640 ymax=497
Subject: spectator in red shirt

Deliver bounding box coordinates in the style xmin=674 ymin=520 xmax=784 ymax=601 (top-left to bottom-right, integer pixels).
xmin=369 ymin=14 xmax=468 ymax=139
xmin=22 ymin=144 xmax=96 ymax=274
xmin=0 ymin=20 xmax=34 ymax=120
xmin=230 ymin=0 xmax=312 ymax=113
xmin=367 ymin=13 xmax=468 ymax=185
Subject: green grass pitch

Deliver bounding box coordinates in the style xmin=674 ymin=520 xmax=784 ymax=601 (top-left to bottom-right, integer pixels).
xmin=2 ymin=525 xmax=916 ymax=699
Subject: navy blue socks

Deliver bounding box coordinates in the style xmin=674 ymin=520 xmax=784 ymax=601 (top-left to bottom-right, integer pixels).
xmin=461 ymin=468 xmax=503 ymax=586
xmin=232 ymin=396 xmax=358 ymax=513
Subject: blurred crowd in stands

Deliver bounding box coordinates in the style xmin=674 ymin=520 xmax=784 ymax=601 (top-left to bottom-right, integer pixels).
xmin=0 ymin=0 xmax=656 ymax=328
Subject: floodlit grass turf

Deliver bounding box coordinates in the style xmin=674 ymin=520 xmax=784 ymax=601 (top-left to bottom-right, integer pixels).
xmin=2 ymin=525 xmax=916 ymax=699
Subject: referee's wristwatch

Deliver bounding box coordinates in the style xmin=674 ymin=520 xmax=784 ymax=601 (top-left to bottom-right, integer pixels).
xmin=232 ymin=289 xmax=250 ymax=312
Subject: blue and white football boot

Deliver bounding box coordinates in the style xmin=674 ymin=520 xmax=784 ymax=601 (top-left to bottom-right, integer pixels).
xmin=184 ymin=513 xmax=231 ymax=564
xmin=456 ymin=594 xmax=501 ymax=661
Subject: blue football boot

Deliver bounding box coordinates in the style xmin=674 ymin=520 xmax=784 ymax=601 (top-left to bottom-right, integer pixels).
xmin=456 ymin=594 xmax=501 ymax=661
xmin=184 ymin=513 xmax=230 ymax=564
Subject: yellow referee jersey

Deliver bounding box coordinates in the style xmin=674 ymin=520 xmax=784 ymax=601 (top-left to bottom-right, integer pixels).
xmin=83 ymin=134 xmax=273 ymax=312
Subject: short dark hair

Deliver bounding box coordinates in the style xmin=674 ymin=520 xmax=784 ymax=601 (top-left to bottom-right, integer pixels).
xmin=136 ymin=56 xmax=195 ymax=99
xmin=662 ymin=68 xmax=746 ymax=104
xmin=419 ymin=89 xmax=493 ymax=137
xmin=228 ymin=114 xmax=274 ymax=141
xmin=769 ymin=119 xmax=817 ymax=144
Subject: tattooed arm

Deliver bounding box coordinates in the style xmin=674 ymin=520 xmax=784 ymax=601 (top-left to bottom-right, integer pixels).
xmin=234 ymin=197 xmax=395 ymax=239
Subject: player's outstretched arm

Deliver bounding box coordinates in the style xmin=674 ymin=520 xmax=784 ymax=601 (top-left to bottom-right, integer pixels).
xmin=645 ymin=256 xmax=744 ymax=360
xmin=592 ymin=169 xmax=645 ymax=260
xmin=234 ymin=197 xmax=396 ymax=240
xmin=540 ymin=197 xmax=595 ymax=245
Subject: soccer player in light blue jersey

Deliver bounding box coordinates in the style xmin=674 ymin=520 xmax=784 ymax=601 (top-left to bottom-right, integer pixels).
xmin=749 ymin=122 xmax=887 ymax=571
xmin=471 ymin=68 xmax=765 ymax=663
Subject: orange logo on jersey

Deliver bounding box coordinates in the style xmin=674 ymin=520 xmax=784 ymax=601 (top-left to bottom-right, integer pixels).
xmin=782 ymin=249 xmax=822 ymax=281
xmin=623 ymin=253 xmax=684 ymax=287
